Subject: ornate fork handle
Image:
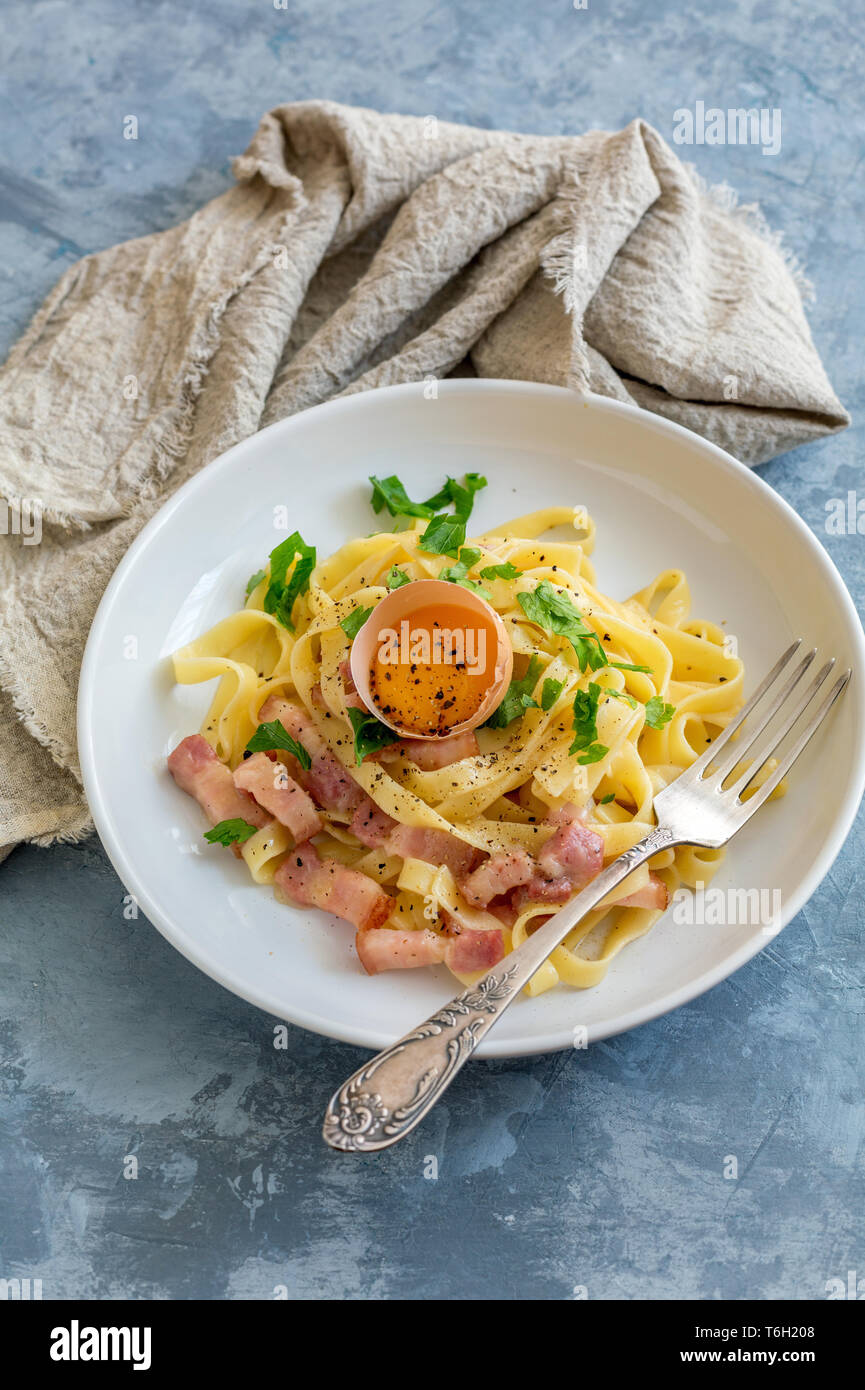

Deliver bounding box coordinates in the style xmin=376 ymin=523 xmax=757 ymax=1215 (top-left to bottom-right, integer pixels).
xmin=323 ymin=825 xmax=675 ymax=1152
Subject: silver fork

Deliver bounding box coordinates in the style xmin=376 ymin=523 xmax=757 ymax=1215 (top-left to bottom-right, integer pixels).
xmin=323 ymin=640 xmax=850 ymax=1152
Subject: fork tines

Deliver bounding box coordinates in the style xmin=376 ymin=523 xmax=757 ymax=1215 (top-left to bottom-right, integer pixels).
xmin=687 ymin=639 xmax=851 ymax=818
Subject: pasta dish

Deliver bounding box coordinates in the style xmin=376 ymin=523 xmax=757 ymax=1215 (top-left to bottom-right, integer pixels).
xmin=167 ymin=472 xmax=772 ymax=995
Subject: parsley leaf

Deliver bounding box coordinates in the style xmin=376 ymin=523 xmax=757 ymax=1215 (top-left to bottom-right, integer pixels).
xmin=245 ymin=568 xmax=266 ymax=598
xmin=609 ymin=660 xmax=653 ymax=674
xmin=540 ymin=677 xmax=564 ymax=711
xmin=445 ymin=546 xmax=482 ymax=570
xmin=418 ymin=512 xmax=467 ymax=559
xmin=203 ymin=818 xmax=258 ymax=847
xmin=480 ymin=561 xmax=522 ymax=581
xmin=245 ymin=719 xmax=312 ymax=770
xmin=598 ymin=792 xmax=616 ymax=805
xmin=570 ymin=683 xmax=600 ymax=752
xmin=645 ymin=696 xmax=676 ymax=730
xmin=422 ymin=472 xmax=487 ymax=517
xmin=339 ymin=606 xmax=374 ymax=641
xmin=263 ymin=531 xmax=316 ymax=631
xmin=386 ymin=566 xmax=411 ymax=589
xmin=517 ymin=581 xmax=607 ymax=673
xmin=569 ymin=682 xmax=609 ymax=764
xmin=346 ymin=707 xmax=400 ymax=765
xmin=369 ymin=472 xmax=488 ymax=527
xmin=605 ymin=688 xmax=639 ymax=709
xmin=372 ymin=473 xmax=484 ymax=557
xmin=576 ymin=743 xmax=608 ymax=765
xmin=439 ymin=547 xmax=491 ymax=596
xmin=485 ymin=655 xmax=543 ymax=729
xmin=369 ymin=475 xmax=434 ymax=519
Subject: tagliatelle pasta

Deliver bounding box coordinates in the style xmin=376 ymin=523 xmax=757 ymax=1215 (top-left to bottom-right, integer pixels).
xmin=169 ymin=499 xmax=784 ymax=995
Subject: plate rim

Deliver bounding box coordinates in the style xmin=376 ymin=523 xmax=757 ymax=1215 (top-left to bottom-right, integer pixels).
xmin=77 ymin=380 xmax=865 ymax=1058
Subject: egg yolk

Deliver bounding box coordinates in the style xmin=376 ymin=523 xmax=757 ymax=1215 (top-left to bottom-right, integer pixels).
xmin=369 ymin=601 xmax=500 ymax=737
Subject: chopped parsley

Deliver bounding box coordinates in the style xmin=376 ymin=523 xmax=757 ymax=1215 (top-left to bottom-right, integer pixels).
xmin=569 ymin=682 xmax=609 ymax=764
xmin=386 ymin=566 xmax=411 ymax=589
xmin=609 ymin=660 xmax=653 ymax=674
xmin=422 ymin=472 xmax=487 ymax=517
xmin=368 ymin=472 xmax=487 ymax=534
xmin=369 ymin=475 xmax=435 ymax=520
xmin=575 ymin=742 xmax=608 ymax=766
xmin=417 ymin=474 xmax=488 ymax=558
xmin=605 ymin=687 xmax=639 ymax=710
xmin=418 ymin=512 xmax=468 ymax=559
xmin=203 ymin=818 xmax=258 ymax=847
xmin=263 ymin=531 xmax=316 ymax=632
xmin=598 ymin=792 xmax=616 ymax=805
xmin=540 ymin=677 xmax=564 ymax=711
xmin=480 ymin=561 xmax=522 ymax=581
xmin=339 ymin=606 xmax=374 ymax=640
xmin=517 ymin=581 xmax=607 ymax=673
xmin=346 ymin=707 xmax=401 ymax=764
xmin=245 ymin=719 xmax=312 ymax=770
xmin=485 ymin=655 xmax=543 ymax=729
xmin=645 ymin=696 xmax=676 ymax=730
xmin=245 ymin=568 xmax=266 ymax=598
xmin=439 ymin=548 xmax=491 ymax=597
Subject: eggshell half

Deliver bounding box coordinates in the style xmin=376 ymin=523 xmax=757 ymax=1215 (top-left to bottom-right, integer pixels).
xmin=349 ymin=579 xmax=514 ymax=739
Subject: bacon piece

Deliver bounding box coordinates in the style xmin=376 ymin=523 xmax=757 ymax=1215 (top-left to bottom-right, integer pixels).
xmin=460 ymin=816 xmax=605 ymax=915
xmin=168 ymin=735 xmax=269 ymax=831
xmin=274 ymin=843 xmax=392 ymax=931
xmin=338 ymin=659 xmax=366 ymax=710
xmin=613 ymin=872 xmax=668 ymax=911
xmin=377 ymin=730 xmax=480 ymax=771
xmin=349 ymin=798 xmax=397 ymax=848
xmin=509 ymin=820 xmax=605 ymax=913
xmin=404 ymin=730 xmax=479 ymax=770
xmin=460 ymin=849 xmax=534 ymax=907
xmin=232 ymin=752 xmax=322 ymax=843
xmin=488 ymin=900 xmax=518 ymax=929
xmin=348 ymin=799 xmax=477 ymax=875
xmin=258 ymin=695 xmax=366 ymax=816
xmin=443 ymin=926 xmax=504 ymax=974
xmin=440 ymin=904 xmax=505 ymax=973
xmin=537 ymin=820 xmax=603 ymax=886
xmin=388 ymin=825 xmax=477 ymax=876
xmin=511 ymin=876 xmax=574 ymax=911
xmin=356 ymin=927 xmax=446 ymax=974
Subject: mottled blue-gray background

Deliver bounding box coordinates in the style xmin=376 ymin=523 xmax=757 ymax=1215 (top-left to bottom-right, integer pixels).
xmin=1 ymin=0 xmax=863 ymax=1301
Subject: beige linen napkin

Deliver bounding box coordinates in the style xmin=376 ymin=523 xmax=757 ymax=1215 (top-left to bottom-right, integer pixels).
xmin=0 ymin=101 xmax=848 ymax=850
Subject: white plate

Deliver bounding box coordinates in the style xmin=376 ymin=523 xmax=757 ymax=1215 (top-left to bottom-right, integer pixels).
xmin=78 ymin=382 xmax=865 ymax=1057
